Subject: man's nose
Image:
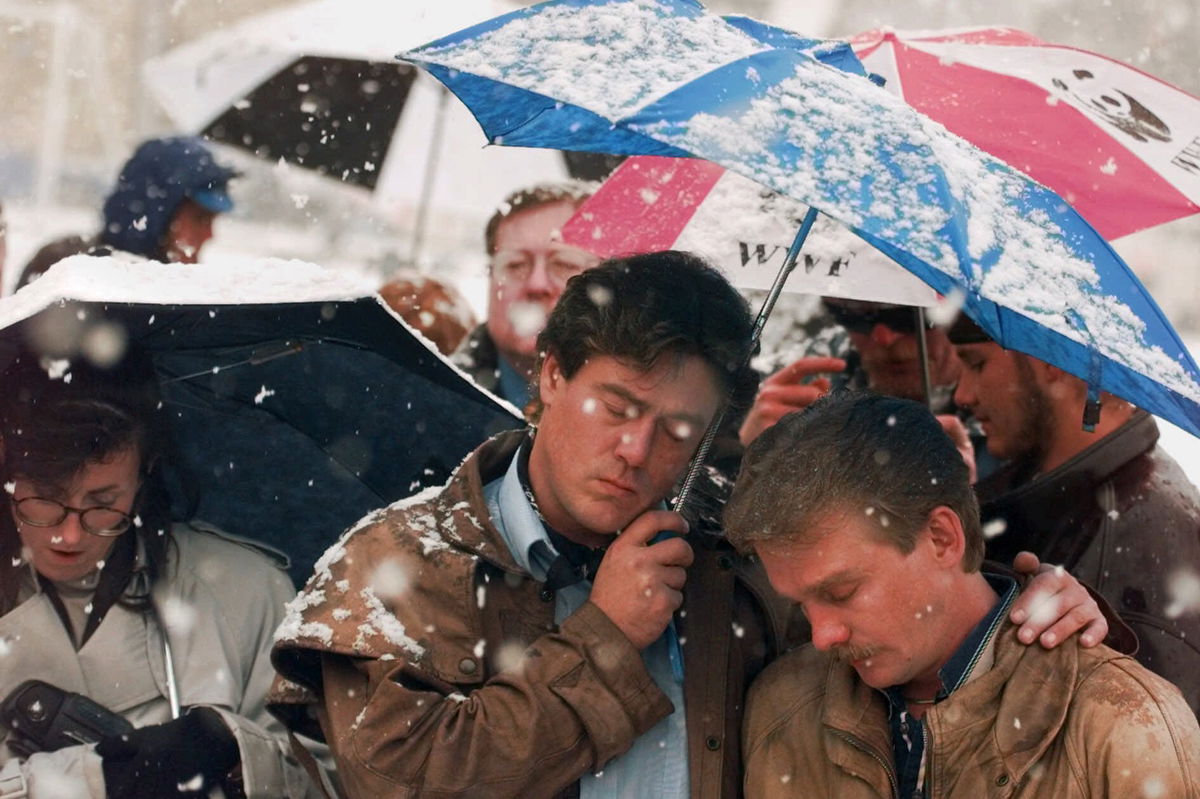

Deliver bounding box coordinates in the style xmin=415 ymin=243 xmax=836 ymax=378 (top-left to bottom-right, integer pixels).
xmin=953 ymin=371 xmax=976 ymax=409
xmin=807 ymin=609 xmax=851 ymax=651
xmin=521 ymin=256 xmax=557 ymax=296
xmin=614 ymin=417 xmax=654 ymax=469
xmin=869 ymin=322 xmax=906 ymax=348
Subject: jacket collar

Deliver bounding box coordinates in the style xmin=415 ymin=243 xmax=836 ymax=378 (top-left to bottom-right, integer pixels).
xmin=820 ymin=620 xmax=1080 ymax=789
xmin=979 ymin=410 xmax=1158 ymax=505
xmin=439 ymin=428 xmax=536 ymax=575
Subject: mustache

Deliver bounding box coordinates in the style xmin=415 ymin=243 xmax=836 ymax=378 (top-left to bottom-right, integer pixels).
xmin=832 ymin=643 xmax=877 ymax=663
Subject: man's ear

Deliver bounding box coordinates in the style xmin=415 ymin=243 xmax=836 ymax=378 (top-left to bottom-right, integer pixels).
xmin=924 ymin=505 xmax=966 ymax=568
xmin=538 ymin=351 xmax=564 ymax=407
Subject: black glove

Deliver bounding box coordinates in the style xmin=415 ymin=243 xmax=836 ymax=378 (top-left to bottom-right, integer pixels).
xmin=96 ymin=707 xmax=239 ymax=799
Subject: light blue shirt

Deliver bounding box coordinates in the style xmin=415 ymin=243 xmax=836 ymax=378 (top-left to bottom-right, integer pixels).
xmin=483 ymin=448 xmax=689 ymax=799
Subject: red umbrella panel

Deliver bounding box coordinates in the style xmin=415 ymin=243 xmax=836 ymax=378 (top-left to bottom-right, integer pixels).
xmin=851 ymin=27 xmax=1200 ymax=240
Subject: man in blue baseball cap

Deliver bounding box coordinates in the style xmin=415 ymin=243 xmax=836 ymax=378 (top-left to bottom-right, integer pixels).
xmin=100 ymin=136 xmax=237 ymax=264
xmin=18 ymin=137 xmax=238 ymax=286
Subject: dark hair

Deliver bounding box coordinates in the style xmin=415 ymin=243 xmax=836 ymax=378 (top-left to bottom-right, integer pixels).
xmin=725 ymin=392 xmax=983 ymax=571
xmin=483 ymin=181 xmax=593 ymax=255
xmin=535 ymin=250 xmax=757 ymax=412
xmin=0 ymin=348 xmax=173 ymax=612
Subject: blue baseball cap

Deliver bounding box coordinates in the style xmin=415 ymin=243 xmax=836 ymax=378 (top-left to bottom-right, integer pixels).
xmin=101 ymin=137 xmax=238 ymax=257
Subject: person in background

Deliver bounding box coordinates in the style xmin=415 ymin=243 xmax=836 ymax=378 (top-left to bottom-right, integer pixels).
xmin=950 ymin=313 xmax=1200 ymax=715
xmin=378 ymin=270 xmax=477 ymax=356
xmin=452 ymin=181 xmax=598 ymax=409
xmin=270 ymin=252 xmax=1110 ymax=799
xmin=729 ymin=392 xmax=1200 ymax=798
xmin=0 ymin=349 xmax=321 ymax=799
xmin=17 ymin=137 xmax=237 ymax=287
xmin=738 ymin=297 xmax=987 ymax=480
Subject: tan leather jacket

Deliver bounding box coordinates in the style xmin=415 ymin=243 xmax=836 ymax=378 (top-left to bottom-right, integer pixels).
xmin=270 ymin=430 xmax=798 ymax=798
xmin=743 ymin=620 xmax=1200 ymax=799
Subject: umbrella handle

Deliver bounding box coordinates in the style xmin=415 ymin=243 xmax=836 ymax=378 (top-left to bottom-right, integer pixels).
xmin=915 ymin=307 xmax=933 ymax=408
xmin=674 ymin=207 xmax=820 ymax=512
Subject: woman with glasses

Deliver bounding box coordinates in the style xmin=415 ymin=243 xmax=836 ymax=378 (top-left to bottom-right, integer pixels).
xmin=0 ymin=350 xmax=320 ymax=798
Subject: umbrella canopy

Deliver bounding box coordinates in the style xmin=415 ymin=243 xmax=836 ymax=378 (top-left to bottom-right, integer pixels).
xmin=851 ymin=27 xmax=1200 ymax=241
xmin=561 ymin=154 xmax=937 ymax=306
xmin=0 ymin=256 xmax=521 ymax=584
xmin=141 ymin=0 xmax=566 ymax=224
xmin=400 ymin=0 xmax=1200 ymax=438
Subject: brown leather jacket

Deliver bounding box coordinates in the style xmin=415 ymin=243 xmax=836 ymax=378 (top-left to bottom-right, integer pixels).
xmin=743 ymin=620 xmax=1200 ymax=799
xmin=978 ymin=411 xmax=1200 ymax=714
xmin=270 ymin=431 xmax=798 ymax=798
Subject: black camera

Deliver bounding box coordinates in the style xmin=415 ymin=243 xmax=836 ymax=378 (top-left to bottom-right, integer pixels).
xmin=1 ymin=680 xmax=133 ymax=757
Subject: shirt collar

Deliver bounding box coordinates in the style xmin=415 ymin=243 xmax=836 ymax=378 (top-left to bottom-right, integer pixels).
xmin=489 ymin=435 xmax=557 ymax=580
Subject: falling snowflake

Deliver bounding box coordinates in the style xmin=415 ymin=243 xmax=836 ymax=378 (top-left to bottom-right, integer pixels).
xmin=982 ymin=518 xmax=1008 ymax=539
xmin=1164 ymin=569 xmax=1200 ymax=619
xmin=177 ymin=773 xmax=205 ymax=792
xmin=161 ymin=596 xmax=197 ymax=635
xmin=370 ymin=558 xmax=411 ymax=601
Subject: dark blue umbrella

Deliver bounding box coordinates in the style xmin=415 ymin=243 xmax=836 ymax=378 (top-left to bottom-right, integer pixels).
xmin=0 ymin=257 xmax=521 ymax=584
xmin=399 ymin=0 xmax=1200 ymax=439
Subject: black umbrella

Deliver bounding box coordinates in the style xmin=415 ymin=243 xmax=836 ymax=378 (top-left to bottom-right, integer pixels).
xmin=0 ymin=257 xmax=521 ymax=584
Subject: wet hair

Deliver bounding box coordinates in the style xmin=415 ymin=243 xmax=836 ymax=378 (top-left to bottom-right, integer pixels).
xmin=0 ymin=348 xmax=173 ymax=612
xmin=535 ymin=250 xmax=758 ymax=412
xmin=483 ymin=181 xmax=594 ymax=255
xmin=725 ymin=392 xmax=983 ymax=571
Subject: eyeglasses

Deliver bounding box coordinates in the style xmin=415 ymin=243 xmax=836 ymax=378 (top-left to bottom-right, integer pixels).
xmin=12 ymin=496 xmax=134 ymax=537
xmin=490 ymin=247 xmax=599 ymax=288
xmin=824 ymin=301 xmax=934 ymax=336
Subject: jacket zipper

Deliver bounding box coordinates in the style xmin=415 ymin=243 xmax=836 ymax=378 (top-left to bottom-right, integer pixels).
xmin=830 ymin=729 xmax=900 ymax=799
xmin=921 ymin=723 xmax=930 ymax=799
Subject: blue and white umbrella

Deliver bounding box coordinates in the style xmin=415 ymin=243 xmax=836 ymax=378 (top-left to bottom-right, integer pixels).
xmin=400 ymin=0 xmax=1200 ymax=439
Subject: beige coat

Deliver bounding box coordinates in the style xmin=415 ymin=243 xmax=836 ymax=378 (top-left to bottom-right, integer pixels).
xmin=270 ymin=430 xmax=799 ymax=799
xmin=0 ymin=523 xmax=320 ymax=799
xmin=743 ymin=620 xmax=1200 ymax=798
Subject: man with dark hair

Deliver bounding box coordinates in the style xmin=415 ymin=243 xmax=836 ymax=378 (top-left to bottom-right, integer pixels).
xmin=272 ymin=251 xmax=778 ymax=798
xmin=18 ymin=137 xmax=237 ymax=286
xmin=269 ymin=252 xmax=1110 ymax=798
xmin=950 ymin=316 xmax=1200 ymax=714
xmin=453 ymin=181 xmax=598 ymax=408
xmin=729 ymin=392 xmax=1200 ymax=798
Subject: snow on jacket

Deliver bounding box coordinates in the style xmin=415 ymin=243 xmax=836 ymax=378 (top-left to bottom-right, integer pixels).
xmin=0 ymin=522 xmax=320 ymax=799
xmin=270 ymin=429 xmax=801 ymax=799
xmin=977 ymin=410 xmax=1200 ymax=715
xmin=742 ymin=619 xmax=1200 ymax=798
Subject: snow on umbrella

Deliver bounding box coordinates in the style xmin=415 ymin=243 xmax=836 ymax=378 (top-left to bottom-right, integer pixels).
xmin=0 ymin=256 xmax=521 ymax=584
xmin=399 ymin=0 xmax=1200 ymax=441
xmin=851 ymin=26 xmax=1200 ymax=241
